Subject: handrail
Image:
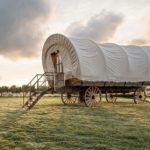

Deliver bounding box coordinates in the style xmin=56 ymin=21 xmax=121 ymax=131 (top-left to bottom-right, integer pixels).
xmin=26 ymin=72 xmax=55 ymax=87
xmin=27 ymin=74 xmax=42 ymax=86
xmin=26 ymin=72 xmax=54 ymax=88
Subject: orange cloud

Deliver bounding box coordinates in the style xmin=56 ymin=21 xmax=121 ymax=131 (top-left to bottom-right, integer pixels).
xmin=129 ymin=39 xmax=150 ymax=45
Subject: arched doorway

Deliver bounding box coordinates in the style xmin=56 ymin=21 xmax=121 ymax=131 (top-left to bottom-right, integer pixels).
xmin=51 ymin=50 xmax=64 ymax=89
xmin=51 ymin=50 xmax=63 ymax=73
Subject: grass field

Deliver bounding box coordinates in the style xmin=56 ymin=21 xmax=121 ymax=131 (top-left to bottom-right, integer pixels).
xmin=0 ymin=96 xmax=150 ymax=150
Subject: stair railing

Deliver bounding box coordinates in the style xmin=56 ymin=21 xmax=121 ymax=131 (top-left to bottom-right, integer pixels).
xmin=22 ymin=72 xmax=55 ymax=106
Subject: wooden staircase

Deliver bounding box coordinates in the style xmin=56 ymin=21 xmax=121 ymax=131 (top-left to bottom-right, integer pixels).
xmin=22 ymin=72 xmax=55 ymax=110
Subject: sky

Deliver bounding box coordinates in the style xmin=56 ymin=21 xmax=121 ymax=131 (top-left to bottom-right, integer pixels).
xmin=0 ymin=0 xmax=150 ymax=86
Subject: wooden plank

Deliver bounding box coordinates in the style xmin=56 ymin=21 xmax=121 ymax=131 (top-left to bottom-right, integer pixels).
xmin=55 ymin=72 xmax=65 ymax=88
xmin=64 ymin=78 xmax=150 ymax=87
xmin=143 ymin=82 xmax=150 ymax=86
xmin=113 ymin=82 xmax=125 ymax=86
xmin=125 ymin=82 xmax=143 ymax=86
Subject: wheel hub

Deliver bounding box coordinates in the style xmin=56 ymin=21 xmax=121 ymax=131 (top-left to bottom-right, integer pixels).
xmin=92 ymin=95 xmax=95 ymax=99
xmin=67 ymin=94 xmax=71 ymax=99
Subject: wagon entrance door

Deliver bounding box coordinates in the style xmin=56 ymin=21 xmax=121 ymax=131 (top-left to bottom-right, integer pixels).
xmin=51 ymin=51 xmax=65 ymax=90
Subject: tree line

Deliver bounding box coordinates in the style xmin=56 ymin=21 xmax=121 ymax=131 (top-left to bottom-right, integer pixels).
xmin=0 ymin=85 xmax=47 ymax=97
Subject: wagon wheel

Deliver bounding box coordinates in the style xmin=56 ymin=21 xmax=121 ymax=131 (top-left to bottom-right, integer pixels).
xmin=134 ymin=88 xmax=146 ymax=104
xmin=84 ymin=86 xmax=101 ymax=107
xmin=106 ymin=92 xmax=117 ymax=103
xmin=61 ymin=93 xmax=77 ymax=105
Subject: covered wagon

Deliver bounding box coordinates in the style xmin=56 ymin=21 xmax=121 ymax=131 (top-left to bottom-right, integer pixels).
xmin=23 ymin=34 xmax=150 ymax=109
xmin=42 ymin=34 xmax=150 ymax=106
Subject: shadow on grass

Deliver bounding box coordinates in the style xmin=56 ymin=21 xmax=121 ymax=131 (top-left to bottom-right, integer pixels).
xmin=0 ymin=109 xmax=27 ymax=128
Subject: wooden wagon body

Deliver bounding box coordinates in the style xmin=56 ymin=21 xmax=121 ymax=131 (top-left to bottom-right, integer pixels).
xmin=51 ymin=73 xmax=147 ymax=106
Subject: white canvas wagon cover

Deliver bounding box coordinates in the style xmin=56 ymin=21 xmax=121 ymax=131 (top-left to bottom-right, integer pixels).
xmin=42 ymin=34 xmax=150 ymax=82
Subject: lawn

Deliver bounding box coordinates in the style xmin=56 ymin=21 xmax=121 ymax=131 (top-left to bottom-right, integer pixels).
xmin=0 ymin=96 xmax=150 ymax=150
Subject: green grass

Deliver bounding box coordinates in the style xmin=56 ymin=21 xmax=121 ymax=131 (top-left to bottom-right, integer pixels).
xmin=0 ymin=96 xmax=150 ymax=150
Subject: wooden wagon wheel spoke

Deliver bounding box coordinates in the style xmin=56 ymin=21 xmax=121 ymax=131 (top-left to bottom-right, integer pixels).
xmin=95 ymin=87 xmax=99 ymax=94
xmin=91 ymin=88 xmax=95 ymax=95
xmin=134 ymin=88 xmax=146 ymax=104
xmin=92 ymin=87 xmax=95 ymax=95
xmin=61 ymin=93 xmax=77 ymax=105
xmin=86 ymin=99 xmax=92 ymax=107
xmin=95 ymin=89 xmax=99 ymax=94
xmin=86 ymin=91 xmax=91 ymax=96
xmin=106 ymin=92 xmax=117 ymax=103
xmin=87 ymin=89 xmax=92 ymax=95
xmin=84 ymin=86 xmax=101 ymax=107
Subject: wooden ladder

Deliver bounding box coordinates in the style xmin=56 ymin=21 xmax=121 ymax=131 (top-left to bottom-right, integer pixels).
xmin=22 ymin=72 xmax=55 ymax=110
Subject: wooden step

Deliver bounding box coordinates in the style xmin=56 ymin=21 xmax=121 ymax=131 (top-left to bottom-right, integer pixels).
xmin=23 ymin=89 xmax=48 ymax=110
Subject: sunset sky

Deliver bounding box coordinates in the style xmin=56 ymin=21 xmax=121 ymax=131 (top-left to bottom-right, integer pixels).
xmin=0 ymin=0 xmax=150 ymax=86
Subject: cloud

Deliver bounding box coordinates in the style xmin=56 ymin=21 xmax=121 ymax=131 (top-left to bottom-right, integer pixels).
xmin=129 ymin=22 xmax=150 ymax=45
xmin=0 ymin=0 xmax=52 ymax=59
xmin=65 ymin=10 xmax=124 ymax=42
xmin=129 ymin=39 xmax=150 ymax=45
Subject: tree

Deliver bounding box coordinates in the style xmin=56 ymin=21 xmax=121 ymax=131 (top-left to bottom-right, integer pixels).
xmin=0 ymin=86 xmax=9 ymax=96
xmin=9 ymin=85 xmax=17 ymax=93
